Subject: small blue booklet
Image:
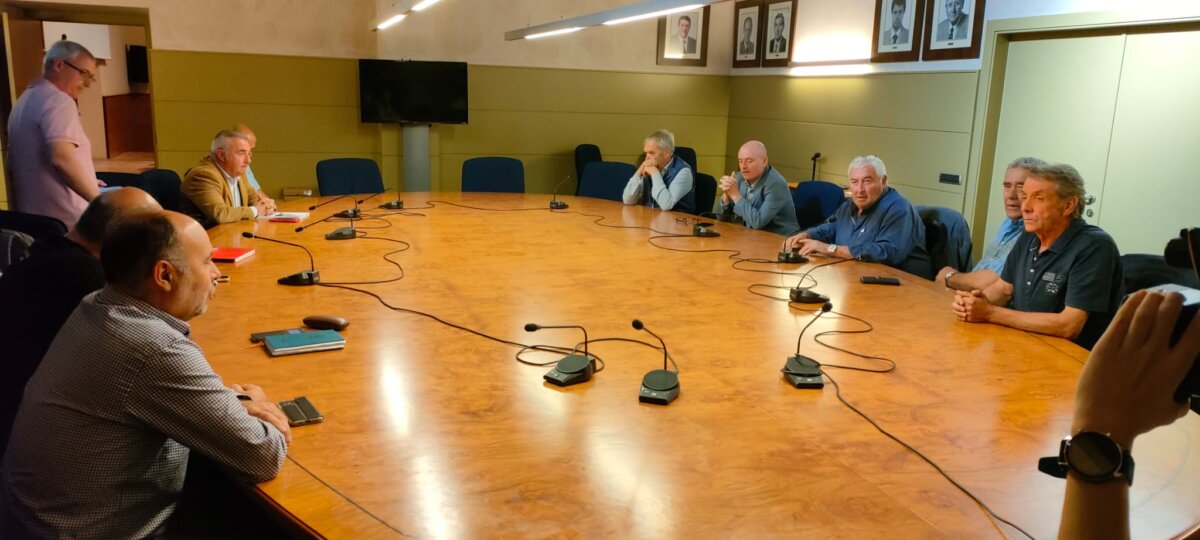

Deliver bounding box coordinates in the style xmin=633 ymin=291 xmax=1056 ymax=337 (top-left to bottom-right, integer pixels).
xmin=264 ymin=329 xmax=345 ymax=357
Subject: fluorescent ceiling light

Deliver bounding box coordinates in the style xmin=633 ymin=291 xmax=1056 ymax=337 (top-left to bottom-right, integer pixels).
xmin=376 ymin=13 xmax=406 ymax=30
xmin=602 ymin=4 xmax=703 ymax=26
xmin=506 ymin=0 xmax=715 ymax=41
xmin=525 ymin=27 xmax=583 ymax=40
xmin=372 ymin=0 xmax=441 ymax=31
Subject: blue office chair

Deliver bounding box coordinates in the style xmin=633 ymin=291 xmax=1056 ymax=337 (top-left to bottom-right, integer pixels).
xmin=574 ymin=144 xmax=602 ymax=195
xmin=579 ymin=161 xmax=635 ymax=202
xmin=316 ymin=158 xmax=384 ymax=196
xmin=692 ymin=173 xmax=717 ymax=216
xmin=917 ymin=205 xmax=973 ymax=273
xmin=462 ymin=157 xmax=525 ymax=193
xmin=674 ymin=146 xmax=698 ymax=172
xmin=138 ymin=168 xmax=183 ymax=212
xmin=792 ymin=180 xmax=845 ymax=230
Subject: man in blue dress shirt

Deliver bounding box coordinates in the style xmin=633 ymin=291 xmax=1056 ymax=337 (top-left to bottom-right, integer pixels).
xmin=783 ymin=155 xmax=932 ymax=278
xmin=937 ymin=156 xmax=1046 ymax=290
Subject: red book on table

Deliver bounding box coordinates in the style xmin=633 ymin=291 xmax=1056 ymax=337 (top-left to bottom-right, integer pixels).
xmin=212 ymin=247 xmax=255 ymax=263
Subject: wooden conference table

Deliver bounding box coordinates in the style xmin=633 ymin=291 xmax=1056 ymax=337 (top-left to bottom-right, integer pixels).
xmin=197 ymin=193 xmax=1200 ymax=538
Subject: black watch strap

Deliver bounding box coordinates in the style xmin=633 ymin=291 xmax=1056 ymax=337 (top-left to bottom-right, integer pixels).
xmin=1038 ymin=433 xmax=1135 ymax=486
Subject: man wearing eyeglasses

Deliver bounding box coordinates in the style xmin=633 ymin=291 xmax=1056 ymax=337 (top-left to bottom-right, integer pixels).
xmin=8 ymin=40 xmax=102 ymax=227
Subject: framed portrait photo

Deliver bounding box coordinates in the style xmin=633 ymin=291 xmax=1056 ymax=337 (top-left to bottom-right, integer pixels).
xmin=921 ymin=0 xmax=985 ymax=61
xmin=657 ymin=6 xmax=711 ymax=67
xmin=733 ymin=0 xmax=763 ymax=68
xmin=761 ymin=0 xmax=795 ymax=67
xmin=871 ymin=0 xmax=925 ymax=63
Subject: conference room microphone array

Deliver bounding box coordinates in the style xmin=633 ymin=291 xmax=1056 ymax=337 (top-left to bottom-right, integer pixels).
xmin=632 ymin=319 xmax=679 ymax=405
xmin=782 ymin=302 xmax=832 ymax=389
xmin=524 ymin=322 xmax=593 ymax=386
xmin=241 ymin=232 xmax=320 ymax=286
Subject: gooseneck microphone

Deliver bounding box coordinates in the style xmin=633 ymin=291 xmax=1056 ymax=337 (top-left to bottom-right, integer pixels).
xmin=240 ymin=231 xmax=320 ymax=286
xmin=549 ymin=176 xmax=570 ymax=210
xmin=632 ymin=319 xmax=679 ymax=405
xmin=293 ymin=211 xmax=356 ymax=241
xmin=309 ymin=194 xmax=349 ymax=211
xmin=810 ymin=151 xmax=822 ymax=182
xmin=525 ymin=322 xmax=593 ymax=386
xmin=790 ymin=255 xmax=858 ymax=304
xmin=782 ymin=302 xmax=832 ymax=388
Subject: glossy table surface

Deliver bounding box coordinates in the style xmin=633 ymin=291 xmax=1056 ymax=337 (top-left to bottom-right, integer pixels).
xmin=195 ymin=193 xmax=1200 ymax=538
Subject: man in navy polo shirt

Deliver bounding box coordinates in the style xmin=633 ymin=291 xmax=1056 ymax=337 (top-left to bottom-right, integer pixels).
xmin=952 ymin=163 xmax=1123 ymax=349
xmin=783 ymin=154 xmax=932 ymax=278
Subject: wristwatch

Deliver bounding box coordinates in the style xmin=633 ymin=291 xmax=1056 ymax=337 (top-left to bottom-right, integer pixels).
xmin=943 ymin=270 xmax=957 ymax=288
xmin=1037 ymin=431 xmax=1134 ymax=485
xmin=827 ymin=243 xmax=838 ymax=254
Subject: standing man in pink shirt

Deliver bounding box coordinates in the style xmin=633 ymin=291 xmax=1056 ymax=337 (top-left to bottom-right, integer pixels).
xmin=8 ymin=40 xmax=102 ymax=226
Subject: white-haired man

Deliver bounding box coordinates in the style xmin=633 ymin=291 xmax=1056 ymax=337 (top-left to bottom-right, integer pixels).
xmin=784 ymin=155 xmax=931 ymax=278
xmin=622 ymin=129 xmax=695 ymax=214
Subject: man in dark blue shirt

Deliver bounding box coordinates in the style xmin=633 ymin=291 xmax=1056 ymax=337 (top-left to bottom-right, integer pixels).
xmin=952 ymin=163 xmax=1123 ymax=349
xmin=783 ymin=155 xmax=932 ymax=278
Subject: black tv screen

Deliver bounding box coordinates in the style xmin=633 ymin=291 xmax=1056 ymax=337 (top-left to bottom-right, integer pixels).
xmin=359 ymin=59 xmax=468 ymax=124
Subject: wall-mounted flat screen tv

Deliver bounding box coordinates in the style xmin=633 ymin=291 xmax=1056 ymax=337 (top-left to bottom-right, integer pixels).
xmin=359 ymin=59 xmax=468 ymax=124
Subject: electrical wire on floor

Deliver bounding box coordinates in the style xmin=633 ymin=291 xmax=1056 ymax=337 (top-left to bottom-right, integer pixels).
xmin=821 ymin=370 xmax=1036 ymax=540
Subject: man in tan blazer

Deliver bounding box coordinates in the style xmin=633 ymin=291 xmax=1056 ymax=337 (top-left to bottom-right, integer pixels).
xmin=181 ymin=129 xmax=275 ymax=228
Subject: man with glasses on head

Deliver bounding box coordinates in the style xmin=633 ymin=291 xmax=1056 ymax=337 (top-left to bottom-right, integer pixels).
xmin=783 ymin=155 xmax=932 ymax=278
xmin=8 ymin=40 xmax=103 ymax=227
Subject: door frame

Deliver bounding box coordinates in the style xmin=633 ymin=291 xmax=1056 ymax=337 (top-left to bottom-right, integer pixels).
xmin=964 ymin=8 xmax=1200 ymax=255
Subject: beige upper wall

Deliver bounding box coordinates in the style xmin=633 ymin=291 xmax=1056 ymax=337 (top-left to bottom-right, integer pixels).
xmin=374 ymin=0 xmax=733 ymax=75
xmin=13 ymin=0 xmax=374 ymax=57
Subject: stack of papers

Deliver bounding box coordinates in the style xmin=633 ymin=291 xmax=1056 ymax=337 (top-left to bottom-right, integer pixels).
xmin=268 ymin=212 xmax=310 ymax=223
xmin=212 ymin=247 xmax=255 ymax=263
xmin=264 ymin=330 xmax=346 ymax=357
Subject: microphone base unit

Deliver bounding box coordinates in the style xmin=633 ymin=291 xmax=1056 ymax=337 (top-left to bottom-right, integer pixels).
xmin=543 ymin=354 xmax=593 ymax=387
xmin=783 ymin=355 xmax=824 ymax=389
xmin=333 ymin=208 xmax=362 ymax=219
xmin=325 ymin=228 xmax=356 ymax=240
xmin=379 ymin=200 xmax=405 ymax=210
xmin=278 ymin=270 xmax=320 ymax=286
xmin=549 ymin=200 xmax=569 ymax=210
xmin=639 ymin=369 xmax=679 ymax=405
xmin=790 ymin=288 xmax=830 ymax=304
xmin=778 ymin=251 xmax=809 ymax=264
xmin=693 ymin=224 xmax=720 ymax=238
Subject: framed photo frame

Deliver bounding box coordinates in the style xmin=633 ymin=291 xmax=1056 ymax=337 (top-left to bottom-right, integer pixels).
xmin=657 ymin=6 xmax=711 ymax=67
xmin=733 ymin=0 xmax=763 ymax=68
xmin=921 ymin=0 xmax=985 ymax=61
xmin=761 ymin=0 xmax=795 ymax=67
xmin=871 ymin=0 xmax=925 ymax=63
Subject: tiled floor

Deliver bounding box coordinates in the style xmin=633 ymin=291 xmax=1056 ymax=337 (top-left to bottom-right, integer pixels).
xmin=94 ymin=151 xmax=155 ymax=174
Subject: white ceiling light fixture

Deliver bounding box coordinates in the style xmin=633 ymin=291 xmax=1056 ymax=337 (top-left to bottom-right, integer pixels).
xmin=372 ymin=0 xmax=444 ymax=31
xmin=525 ymin=27 xmax=584 ymax=40
xmin=505 ymin=0 xmax=715 ymax=41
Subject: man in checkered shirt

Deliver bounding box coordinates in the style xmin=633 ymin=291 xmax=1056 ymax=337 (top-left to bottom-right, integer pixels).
xmin=1 ymin=211 xmax=291 ymax=538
